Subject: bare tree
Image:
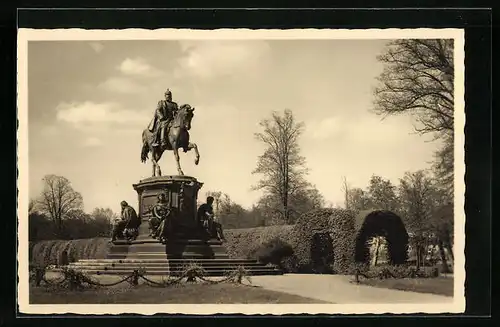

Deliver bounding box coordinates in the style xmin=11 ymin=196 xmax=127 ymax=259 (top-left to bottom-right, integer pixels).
xmin=373 ymin=39 xmax=454 ymax=137
xmin=341 ymin=176 xmax=350 ymax=210
xmin=252 ymin=109 xmax=309 ymax=223
xmin=37 ymin=174 xmax=84 ymax=236
xmin=373 ymin=39 xmax=455 ymax=193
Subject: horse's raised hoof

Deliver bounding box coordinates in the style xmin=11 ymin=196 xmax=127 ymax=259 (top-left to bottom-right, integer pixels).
xmin=195 ymin=158 xmax=199 ymax=165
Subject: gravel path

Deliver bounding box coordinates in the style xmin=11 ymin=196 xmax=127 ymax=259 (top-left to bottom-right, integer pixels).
xmin=247 ymin=274 xmax=453 ymax=304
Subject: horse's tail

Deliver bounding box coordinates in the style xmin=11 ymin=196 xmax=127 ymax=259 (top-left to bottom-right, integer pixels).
xmin=140 ymin=131 xmax=149 ymax=163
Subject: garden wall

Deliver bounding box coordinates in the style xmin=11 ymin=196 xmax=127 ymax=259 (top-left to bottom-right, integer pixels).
xmin=30 ymin=238 xmax=110 ymax=266
xmin=224 ymin=225 xmax=294 ymax=259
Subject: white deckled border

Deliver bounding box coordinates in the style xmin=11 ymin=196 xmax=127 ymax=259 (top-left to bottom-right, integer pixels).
xmin=17 ymin=27 xmax=466 ymax=315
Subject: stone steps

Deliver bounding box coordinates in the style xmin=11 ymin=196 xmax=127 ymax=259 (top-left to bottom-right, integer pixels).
xmin=69 ymin=262 xmax=266 ymax=268
xmin=61 ymin=258 xmax=282 ymax=276
xmin=106 ymin=252 xmax=230 ymax=259
xmin=60 ymin=268 xmax=282 ymax=276
xmin=78 ymin=256 xmax=257 ymax=264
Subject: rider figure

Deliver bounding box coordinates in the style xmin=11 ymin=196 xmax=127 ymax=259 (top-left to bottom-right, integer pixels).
xmin=148 ymin=89 xmax=179 ymax=147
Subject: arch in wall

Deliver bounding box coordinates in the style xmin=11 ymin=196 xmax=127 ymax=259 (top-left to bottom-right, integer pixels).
xmin=310 ymin=232 xmax=335 ymax=273
xmin=354 ymin=210 xmax=409 ymax=265
xmin=291 ymin=208 xmax=357 ymax=274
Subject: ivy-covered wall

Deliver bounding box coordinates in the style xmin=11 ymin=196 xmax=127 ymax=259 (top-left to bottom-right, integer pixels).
xmin=289 ymin=208 xmax=357 ymax=274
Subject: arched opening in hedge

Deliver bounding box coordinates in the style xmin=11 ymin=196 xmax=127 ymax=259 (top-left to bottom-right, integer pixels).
xmin=310 ymin=232 xmax=335 ymax=273
xmin=290 ymin=208 xmax=357 ymax=274
xmin=355 ymin=210 xmax=409 ymax=265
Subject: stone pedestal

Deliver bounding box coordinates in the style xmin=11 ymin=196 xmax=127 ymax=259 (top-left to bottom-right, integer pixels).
xmin=107 ymin=175 xmax=228 ymax=260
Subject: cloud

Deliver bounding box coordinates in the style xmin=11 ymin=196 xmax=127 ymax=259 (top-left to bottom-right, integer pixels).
xmin=174 ymin=40 xmax=271 ymax=80
xmin=306 ymin=117 xmax=344 ymax=140
xmin=83 ymin=137 xmax=102 ymax=147
xmin=89 ymin=42 xmax=104 ymax=53
xmin=118 ymin=57 xmax=163 ymax=77
xmin=56 ymin=101 xmax=148 ymax=126
xmin=98 ymin=77 xmax=146 ymax=94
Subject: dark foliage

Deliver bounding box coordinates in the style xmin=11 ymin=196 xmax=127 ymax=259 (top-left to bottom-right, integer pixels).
xmin=310 ymin=232 xmax=335 ymax=274
xmin=254 ymin=237 xmax=294 ymax=267
xmin=355 ymin=210 xmax=409 ymax=265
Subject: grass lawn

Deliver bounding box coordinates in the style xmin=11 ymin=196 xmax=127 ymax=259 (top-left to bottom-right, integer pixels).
xmin=30 ymin=283 xmax=330 ymax=304
xmin=359 ymin=277 xmax=454 ymax=297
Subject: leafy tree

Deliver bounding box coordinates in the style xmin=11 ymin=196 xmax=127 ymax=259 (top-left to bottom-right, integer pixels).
xmin=204 ymin=191 xmax=264 ymax=229
xmin=289 ymin=185 xmax=325 ymax=214
xmin=91 ymin=207 xmax=118 ymax=222
xmin=205 ymin=191 xmax=223 ymax=214
xmin=37 ymin=174 xmax=84 ymax=236
xmin=255 ymin=194 xmax=287 ymax=226
xmin=367 ymin=175 xmax=399 ymax=212
xmin=90 ymin=207 xmax=118 ymax=237
xmin=347 ymin=187 xmax=373 ymax=212
xmin=252 ymin=109 xmax=310 ymax=223
xmin=29 ymin=210 xmax=54 ymax=242
xmin=398 ymin=170 xmax=447 ymax=270
xmin=432 ymin=134 xmax=454 ymax=198
xmin=431 ymin=202 xmax=454 ymax=271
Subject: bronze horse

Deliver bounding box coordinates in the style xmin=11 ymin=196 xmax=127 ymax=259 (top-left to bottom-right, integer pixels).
xmin=141 ymin=104 xmax=200 ymax=176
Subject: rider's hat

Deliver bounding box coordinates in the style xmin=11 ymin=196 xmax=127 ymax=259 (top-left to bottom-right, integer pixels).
xmin=165 ymin=89 xmax=172 ymax=96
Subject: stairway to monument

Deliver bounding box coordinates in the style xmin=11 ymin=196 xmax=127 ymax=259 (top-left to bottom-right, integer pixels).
xmin=60 ymin=175 xmax=282 ymax=277
xmin=63 ymin=236 xmax=282 ymax=276
xmin=65 ymin=258 xmax=282 ymax=276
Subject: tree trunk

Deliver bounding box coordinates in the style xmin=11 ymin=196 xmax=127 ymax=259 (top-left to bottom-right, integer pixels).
xmin=374 ymin=238 xmax=380 ymax=266
xmin=415 ymin=242 xmax=422 ymax=270
xmin=438 ymin=240 xmax=450 ymax=273
xmin=446 ymin=241 xmax=454 ymax=261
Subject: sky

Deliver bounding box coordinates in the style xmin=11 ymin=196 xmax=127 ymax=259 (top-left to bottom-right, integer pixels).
xmin=27 ymin=39 xmax=440 ymax=212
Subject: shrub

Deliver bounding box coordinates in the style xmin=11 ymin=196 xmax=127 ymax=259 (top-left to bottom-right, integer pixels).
xmin=289 ymin=208 xmax=357 ymax=274
xmin=364 ymin=264 xmax=440 ymax=279
xmin=254 ymin=238 xmax=294 ymax=267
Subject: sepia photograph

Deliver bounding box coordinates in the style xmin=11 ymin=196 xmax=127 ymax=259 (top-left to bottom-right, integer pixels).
xmin=17 ymin=28 xmax=465 ymax=315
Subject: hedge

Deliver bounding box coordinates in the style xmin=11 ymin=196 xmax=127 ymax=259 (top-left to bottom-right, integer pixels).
xmin=288 ymin=208 xmax=357 ymax=274
xmin=224 ymin=225 xmax=294 ymax=259
xmin=30 ymin=238 xmax=110 ymax=266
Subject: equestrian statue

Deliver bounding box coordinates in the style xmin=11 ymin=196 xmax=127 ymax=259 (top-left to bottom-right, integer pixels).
xmin=141 ymin=89 xmax=200 ymax=176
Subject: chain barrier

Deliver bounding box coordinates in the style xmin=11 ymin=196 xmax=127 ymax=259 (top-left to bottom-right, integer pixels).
xmin=30 ymin=264 xmax=252 ymax=290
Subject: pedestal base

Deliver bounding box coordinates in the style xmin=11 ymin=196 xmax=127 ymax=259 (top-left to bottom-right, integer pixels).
xmin=107 ymin=238 xmax=229 ymax=260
